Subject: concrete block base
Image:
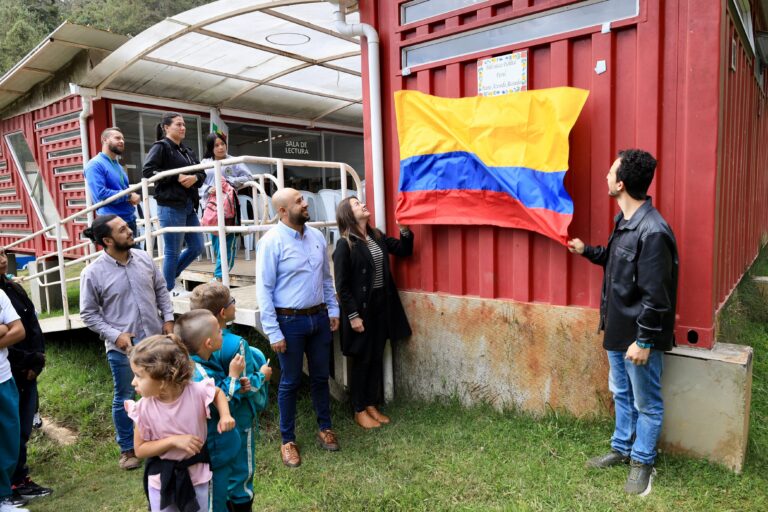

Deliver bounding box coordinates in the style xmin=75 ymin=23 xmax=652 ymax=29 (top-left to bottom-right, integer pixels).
xmin=660 ymin=343 xmax=752 ymax=472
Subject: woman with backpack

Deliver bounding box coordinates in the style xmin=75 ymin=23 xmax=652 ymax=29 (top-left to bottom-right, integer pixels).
xmin=200 ymin=132 xmax=252 ymax=281
xmin=142 ymin=112 xmax=206 ymax=294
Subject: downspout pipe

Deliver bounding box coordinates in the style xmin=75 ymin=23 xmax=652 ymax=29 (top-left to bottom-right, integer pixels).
xmin=70 ymin=83 xmax=99 ymax=260
xmin=331 ymin=2 xmax=386 ymax=232
xmin=331 ymin=2 xmax=394 ymax=403
xmin=70 ymin=83 xmax=95 ymax=228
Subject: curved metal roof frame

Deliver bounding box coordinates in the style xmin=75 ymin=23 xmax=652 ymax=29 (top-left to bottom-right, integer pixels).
xmin=80 ymin=0 xmax=363 ymax=130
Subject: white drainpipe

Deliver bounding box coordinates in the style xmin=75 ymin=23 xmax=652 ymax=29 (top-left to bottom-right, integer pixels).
xmin=330 ymin=1 xmax=394 ymax=403
xmin=70 ymin=83 xmax=95 ymax=228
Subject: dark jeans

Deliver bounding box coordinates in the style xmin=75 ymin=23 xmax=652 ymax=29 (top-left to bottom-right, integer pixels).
xmin=276 ymin=310 xmax=332 ymax=443
xmin=12 ymin=375 xmax=37 ymax=485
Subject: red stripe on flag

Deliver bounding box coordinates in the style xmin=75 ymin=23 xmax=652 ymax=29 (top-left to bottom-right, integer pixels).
xmin=396 ymin=190 xmax=572 ymax=245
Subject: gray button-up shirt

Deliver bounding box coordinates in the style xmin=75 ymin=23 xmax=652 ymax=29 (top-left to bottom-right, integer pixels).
xmin=80 ymin=249 xmax=174 ymax=353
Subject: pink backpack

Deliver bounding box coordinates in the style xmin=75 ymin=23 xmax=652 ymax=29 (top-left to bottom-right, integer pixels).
xmin=201 ymin=180 xmax=236 ymax=226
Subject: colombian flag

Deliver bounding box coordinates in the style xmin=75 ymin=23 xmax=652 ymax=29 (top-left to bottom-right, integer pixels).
xmin=395 ymin=87 xmax=588 ymax=244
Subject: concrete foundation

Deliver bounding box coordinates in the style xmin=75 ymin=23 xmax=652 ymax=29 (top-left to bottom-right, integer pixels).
xmin=659 ymin=343 xmax=752 ymax=473
xmin=396 ymin=291 xmax=753 ymax=472
xmin=396 ymin=291 xmax=609 ymax=416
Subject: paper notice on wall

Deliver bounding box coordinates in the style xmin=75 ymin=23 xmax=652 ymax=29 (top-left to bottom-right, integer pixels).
xmin=477 ymin=51 xmax=528 ymax=96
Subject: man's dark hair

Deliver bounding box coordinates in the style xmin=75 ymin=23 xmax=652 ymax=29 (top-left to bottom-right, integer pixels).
xmin=82 ymin=214 xmax=118 ymax=247
xmin=616 ymin=149 xmax=657 ymax=200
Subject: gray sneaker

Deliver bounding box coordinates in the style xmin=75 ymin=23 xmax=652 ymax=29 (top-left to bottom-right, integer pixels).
xmin=624 ymin=460 xmax=656 ymax=496
xmin=586 ymin=450 xmax=630 ymax=469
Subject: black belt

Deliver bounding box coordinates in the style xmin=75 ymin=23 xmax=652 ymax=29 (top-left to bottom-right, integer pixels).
xmin=275 ymin=304 xmax=326 ymax=316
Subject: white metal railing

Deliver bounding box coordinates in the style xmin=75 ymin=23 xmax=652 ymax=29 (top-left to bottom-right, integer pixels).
xmin=3 ymin=155 xmax=362 ymax=328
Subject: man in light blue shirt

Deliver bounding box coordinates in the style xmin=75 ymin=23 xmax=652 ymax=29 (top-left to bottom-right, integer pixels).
xmin=256 ymin=188 xmax=340 ymax=468
xmin=84 ymin=128 xmax=141 ymax=237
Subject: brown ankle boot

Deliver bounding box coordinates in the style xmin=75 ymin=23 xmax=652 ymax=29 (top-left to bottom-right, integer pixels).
xmin=355 ymin=410 xmax=381 ymax=429
xmin=366 ymin=406 xmax=390 ymax=424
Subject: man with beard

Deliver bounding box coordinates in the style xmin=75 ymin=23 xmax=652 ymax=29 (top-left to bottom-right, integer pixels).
xmin=568 ymin=149 xmax=678 ymax=496
xmin=256 ymin=188 xmax=340 ymax=468
xmin=84 ymin=128 xmax=141 ymax=237
xmin=79 ymin=215 xmax=174 ymax=470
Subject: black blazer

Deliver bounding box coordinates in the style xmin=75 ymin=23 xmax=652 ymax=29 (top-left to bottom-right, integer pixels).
xmin=332 ymin=229 xmax=413 ymax=357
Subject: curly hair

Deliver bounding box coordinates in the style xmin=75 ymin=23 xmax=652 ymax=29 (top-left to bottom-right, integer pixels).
xmin=616 ymin=149 xmax=657 ymax=200
xmin=128 ymin=334 xmax=193 ymax=388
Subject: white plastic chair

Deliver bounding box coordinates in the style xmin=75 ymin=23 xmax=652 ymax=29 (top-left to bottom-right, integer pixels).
xmin=299 ymin=191 xmax=323 ymax=222
xmin=238 ymin=195 xmax=255 ymax=260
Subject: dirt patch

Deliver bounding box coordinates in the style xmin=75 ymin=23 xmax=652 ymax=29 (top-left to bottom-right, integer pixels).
xmin=40 ymin=416 xmax=77 ymax=446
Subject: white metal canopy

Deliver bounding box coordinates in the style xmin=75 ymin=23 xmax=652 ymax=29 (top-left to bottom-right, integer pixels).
xmin=79 ymin=0 xmax=363 ymax=129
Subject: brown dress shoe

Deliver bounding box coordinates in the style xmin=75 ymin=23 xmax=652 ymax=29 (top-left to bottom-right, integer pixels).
xmin=316 ymin=429 xmax=340 ymax=451
xmin=355 ymin=410 xmax=382 ymax=429
xmin=365 ymin=406 xmax=390 ymax=424
xmin=280 ymin=442 xmax=301 ymax=468
xmin=118 ymin=449 xmax=141 ymax=470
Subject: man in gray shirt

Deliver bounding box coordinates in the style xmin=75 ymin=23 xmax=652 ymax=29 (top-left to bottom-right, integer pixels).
xmin=79 ymin=214 xmax=174 ymax=470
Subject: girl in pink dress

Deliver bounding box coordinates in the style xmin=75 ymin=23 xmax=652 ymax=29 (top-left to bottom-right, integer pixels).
xmin=125 ymin=334 xmax=235 ymax=512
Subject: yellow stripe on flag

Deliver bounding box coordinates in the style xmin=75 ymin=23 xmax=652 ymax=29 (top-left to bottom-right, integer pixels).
xmin=395 ymin=87 xmax=589 ymax=173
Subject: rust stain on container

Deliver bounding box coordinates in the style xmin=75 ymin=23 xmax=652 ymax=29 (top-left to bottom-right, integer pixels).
xmin=397 ymin=291 xmax=609 ymax=416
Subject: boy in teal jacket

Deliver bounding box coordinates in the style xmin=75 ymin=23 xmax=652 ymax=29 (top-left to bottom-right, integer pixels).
xmin=190 ymin=283 xmax=271 ymax=512
xmin=175 ymin=309 xmax=244 ymax=512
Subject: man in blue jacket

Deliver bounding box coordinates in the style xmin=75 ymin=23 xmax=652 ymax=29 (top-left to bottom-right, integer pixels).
xmin=84 ymin=127 xmax=141 ymax=237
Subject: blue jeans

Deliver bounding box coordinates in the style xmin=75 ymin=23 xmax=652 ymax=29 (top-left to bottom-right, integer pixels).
xmin=607 ymin=349 xmax=664 ymax=465
xmin=211 ymin=234 xmax=237 ymax=279
xmin=107 ymin=350 xmax=136 ymax=452
xmin=276 ymin=310 xmax=333 ymax=443
xmin=157 ymin=201 xmax=204 ymax=290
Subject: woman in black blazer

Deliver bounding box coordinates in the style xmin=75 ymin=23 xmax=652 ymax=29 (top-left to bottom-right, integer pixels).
xmin=333 ymin=197 xmax=413 ymax=429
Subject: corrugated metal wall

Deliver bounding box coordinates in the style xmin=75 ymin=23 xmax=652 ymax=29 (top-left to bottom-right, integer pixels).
xmin=364 ymin=0 xmax=724 ymax=348
xmin=0 ymin=95 xmax=87 ymax=255
xmin=714 ymin=6 xmax=768 ymax=314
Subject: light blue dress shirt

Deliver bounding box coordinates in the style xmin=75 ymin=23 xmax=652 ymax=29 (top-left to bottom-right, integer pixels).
xmin=256 ymin=221 xmax=339 ymax=344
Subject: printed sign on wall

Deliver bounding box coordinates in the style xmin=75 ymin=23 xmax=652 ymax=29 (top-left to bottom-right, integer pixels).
xmin=477 ymin=50 xmax=528 ymax=96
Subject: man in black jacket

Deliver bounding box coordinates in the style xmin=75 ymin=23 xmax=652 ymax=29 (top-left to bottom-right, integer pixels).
xmin=568 ymin=149 xmax=678 ymax=497
xmin=0 ymin=249 xmax=53 ymax=503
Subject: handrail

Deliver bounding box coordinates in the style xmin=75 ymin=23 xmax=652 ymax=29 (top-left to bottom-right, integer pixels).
xmin=3 ymin=155 xmax=361 ymax=324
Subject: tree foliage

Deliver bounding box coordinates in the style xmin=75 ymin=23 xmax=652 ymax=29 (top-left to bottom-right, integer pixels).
xmin=0 ymin=0 xmax=210 ymax=75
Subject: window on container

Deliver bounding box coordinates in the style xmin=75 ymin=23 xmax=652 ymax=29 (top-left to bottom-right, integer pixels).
xmin=47 ymin=147 xmax=81 ymax=159
xmin=732 ymin=0 xmax=755 ymax=54
xmin=113 ymin=106 xmax=203 ymax=184
xmin=225 ymin=122 xmax=272 ymax=177
xmin=402 ymin=0 xmax=639 ymax=69
xmin=401 ymin=0 xmax=489 ymax=25
xmin=270 ymin=129 xmax=324 ymax=195
xmin=4 ymin=131 xmax=66 ymax=237
xmin=35 ymin=111 xmax=80 ymax=130
xmin=323 ymin=133 xmax=364 ymax=194
xmin=41 ymin=129 xmax=80 ymax=144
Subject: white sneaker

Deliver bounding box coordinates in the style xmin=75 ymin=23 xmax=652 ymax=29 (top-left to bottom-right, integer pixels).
xmin=171 ymin=282 xmax=189 ymax=297
xmin=0 ymin=500 xmax=30 ymax=512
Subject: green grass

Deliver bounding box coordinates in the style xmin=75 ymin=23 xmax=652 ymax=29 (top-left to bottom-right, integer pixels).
xmin=17 ymin=262 xmax=84 ymax=319
xmin=22 ymin=248 xmax=768 ymax=511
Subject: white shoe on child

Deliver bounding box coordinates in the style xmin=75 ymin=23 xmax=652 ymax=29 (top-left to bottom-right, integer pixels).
xmin=0 ymin=499 xmax=30 ymax=512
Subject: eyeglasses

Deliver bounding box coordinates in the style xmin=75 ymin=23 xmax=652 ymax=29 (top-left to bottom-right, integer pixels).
xmin=227 ymin=297 xmax=236 ymax=307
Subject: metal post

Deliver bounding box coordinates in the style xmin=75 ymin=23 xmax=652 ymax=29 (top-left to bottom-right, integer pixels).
xmin=56 ymin=223 xmax=70 ymax=329
xmin=141 ymin=179 xmax=153 ymax=255
xmin=276 ymin=160 xmax=285 ymax=189
xmin=340 ymin=163 xmax=348 ymax=199
xmin=213 ymin=161 xmax=230 ymax=287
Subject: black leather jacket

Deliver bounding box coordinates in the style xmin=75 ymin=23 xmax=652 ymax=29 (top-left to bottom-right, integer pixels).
xmin=582 ymin=199 xmax=678 ymax=351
